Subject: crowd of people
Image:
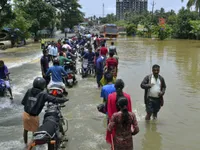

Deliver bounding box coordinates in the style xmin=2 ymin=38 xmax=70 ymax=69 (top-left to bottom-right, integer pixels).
xmin=0 ymin=33 xmax=167 ymax=150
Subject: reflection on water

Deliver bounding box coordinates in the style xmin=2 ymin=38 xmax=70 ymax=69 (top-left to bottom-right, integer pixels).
xmin=142 ymin=121 xmax=162 ymax=150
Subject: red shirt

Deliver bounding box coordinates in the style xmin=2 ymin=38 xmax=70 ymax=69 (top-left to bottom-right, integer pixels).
xmin=106 ymin=57 xmax=118 ymax=67
xmin=100 ymin=47 xmax=108 ymax=56
xmin=106 ymin=57 xmax=118 ymax=77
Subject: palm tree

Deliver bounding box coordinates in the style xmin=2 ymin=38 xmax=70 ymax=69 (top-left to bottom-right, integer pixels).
xmin=181 ymin=0 xmax=200 ymax=16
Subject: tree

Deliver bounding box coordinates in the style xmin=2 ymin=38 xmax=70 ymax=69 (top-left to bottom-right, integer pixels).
xmin=173 ymin=7 xmax=198 ymax=38
xmin=60 ymin=0 xmax=84 ymax=30
xmin=0 ymin=0 xmax=15 ymax=28
xmin=189 ymin=20 xmax=200 ymax=39
xmin=181 ymin=0 xmax=200 ymax=16
xmin=23 ymin=0 xmax=56 ymax=37
xmin=45 ymin=0 xmax=84 ymax=30
xmin=9 ymin=8 xmax=32 ymax=38
xmin=126 ymin=24 xmax=137 ymax=36
xmin=100 ymin=13 xmax=116 ymax=24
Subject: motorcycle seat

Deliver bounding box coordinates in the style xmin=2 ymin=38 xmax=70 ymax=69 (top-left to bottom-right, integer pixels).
xmin=49 ymin=84 xmax=63 ymax=90
xmin=35 ymin=116 xmax=58 ymax=138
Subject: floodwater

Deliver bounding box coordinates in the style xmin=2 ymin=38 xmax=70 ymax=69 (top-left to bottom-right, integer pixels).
xmin=0 ymin=37 xmax=200 ymax=150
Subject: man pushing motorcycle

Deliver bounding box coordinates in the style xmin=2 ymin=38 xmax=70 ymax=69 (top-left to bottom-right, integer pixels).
xmin=0 ymin=60 xmax=13 ymax=100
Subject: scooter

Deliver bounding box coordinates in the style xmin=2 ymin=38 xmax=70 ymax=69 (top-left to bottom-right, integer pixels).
xmin=63 ymin=61 xmax=77 ymax=88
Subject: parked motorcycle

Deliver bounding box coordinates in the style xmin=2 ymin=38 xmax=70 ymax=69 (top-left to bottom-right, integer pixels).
xmin=28 ymin=86 xmax=69 ymax=150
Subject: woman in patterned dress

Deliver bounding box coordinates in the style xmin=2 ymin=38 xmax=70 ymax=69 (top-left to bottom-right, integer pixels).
xmin=107 ymin=97 xmax=139 ymax=150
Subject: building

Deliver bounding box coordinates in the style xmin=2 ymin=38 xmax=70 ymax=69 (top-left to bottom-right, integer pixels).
xmin=116 ymin=0 xmax=148 ymax=20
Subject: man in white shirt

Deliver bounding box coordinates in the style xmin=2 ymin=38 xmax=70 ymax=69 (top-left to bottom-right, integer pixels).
xmin=140 ymin=64 xmax=166 ymax=120
xmin=109 ymin=42 xmax=117 ymax=55
xmin=62 ymin=41 xmax=71 ymax=51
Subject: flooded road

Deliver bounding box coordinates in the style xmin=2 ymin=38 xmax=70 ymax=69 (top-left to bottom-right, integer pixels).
xmin=0 ymin=37 xmax=200 ymax=150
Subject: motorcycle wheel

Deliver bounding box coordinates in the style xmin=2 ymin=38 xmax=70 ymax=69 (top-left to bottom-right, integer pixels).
xmin=48 ymin=143 xmax=55 ymax=150
xmin=79 ymin=68 xmax=82 ymax=75
xmin=0 ymin=90 xmax=6 ymax=97
xmin=68 ymin=83 xmax=73 ymax=88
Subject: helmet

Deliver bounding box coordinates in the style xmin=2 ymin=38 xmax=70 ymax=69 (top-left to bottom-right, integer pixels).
xmin=53 ymin=57 xmax=59 ymax=65
xmin=33 ymin=77 xmax=46 ymax=90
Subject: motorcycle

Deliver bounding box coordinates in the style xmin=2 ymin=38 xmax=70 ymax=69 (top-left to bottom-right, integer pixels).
xmin=80 ymin=59 xmax=95 ymax=78
xmin=81 ymin=59 xmax=88 ymax=78
xmin=63 ymin=61 xmax=77 ymax=88
xmin=87 ymin=62 xmax=95 ymax=76
xmin=0 ymin=79 xmax=7 ymax=97
xmin=28 ymin=86 xmax=69 ymax=150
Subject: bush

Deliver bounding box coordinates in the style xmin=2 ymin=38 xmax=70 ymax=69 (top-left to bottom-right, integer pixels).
xmin=126 ymin=24 xmax=137 ymax=36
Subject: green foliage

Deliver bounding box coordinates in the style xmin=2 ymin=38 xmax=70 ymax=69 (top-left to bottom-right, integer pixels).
xmin=182 ymin=0 xmax=200 ymax=16
xmin=23 ymin=0 xmax=56 ymax=35
xmin=1 ymin=0 xmax=84 ymax=39
xmin=0 ymin=0 xmax=15 ymax=28
xmin=60 ymin=0 xmax=84 ymax=29
xmin=45 ymin=0 xmax=84 ymax=30
xmin=115 ymin=20 xmax=127 ymax=27
xmin=8 ymin=8 xmax=32 ymax=38
xmin=173 ymin=7 xmax=199 ymax=39
xmin=189 ymin=20 xmax=200 ymax=39
xmin=100 ymin=13 xmax=117 ymax=24
xmin=126 ymin=24 xmax=137 ymax=36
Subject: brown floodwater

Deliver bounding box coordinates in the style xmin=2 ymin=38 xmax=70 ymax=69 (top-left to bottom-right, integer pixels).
xmin=0 ymin=37 xmax=200 ymax=150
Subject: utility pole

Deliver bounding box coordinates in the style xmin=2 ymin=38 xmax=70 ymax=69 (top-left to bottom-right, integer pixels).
xmin=151 ymin=0 xmax=156 ymax=21
xmin=103 ymin=3 xmax=105 ymax=17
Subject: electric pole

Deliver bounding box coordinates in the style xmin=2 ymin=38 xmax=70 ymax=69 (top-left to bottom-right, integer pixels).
xmin=151 ymin=0 xmax=156 ymax=21
xmin=103 ymin=3 xmax=105 ymax=17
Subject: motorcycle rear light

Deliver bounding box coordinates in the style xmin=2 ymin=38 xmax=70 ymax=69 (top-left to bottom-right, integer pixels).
xmin=50 ymin=140 xmax=56 ymax=144
xmin=68 ymin=74 xmax=72 ymax=79
xmin=51 ymin=90 xmax=58 ymax=96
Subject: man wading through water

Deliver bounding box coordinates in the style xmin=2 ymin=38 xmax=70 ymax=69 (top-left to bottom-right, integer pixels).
xmin=140 ymin=64 xmax=166 ymax=120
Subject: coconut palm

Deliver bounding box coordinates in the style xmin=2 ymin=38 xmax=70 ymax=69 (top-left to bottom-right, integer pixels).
xmin=181 ymin=0 xmax=200 ymax=16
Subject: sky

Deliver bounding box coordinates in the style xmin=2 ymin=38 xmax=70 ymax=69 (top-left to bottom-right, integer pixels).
xmin=78 ymin=0 xmax=188 ymax=17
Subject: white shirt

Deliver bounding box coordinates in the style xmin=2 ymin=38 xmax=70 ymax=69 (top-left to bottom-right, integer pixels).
xmin=49 ymin=46 xmax=58 ymax=56
xmin=62 ymin=44 xmax=71 ymax=50
xmin=149 ymin=75 xmax=161 ymax=98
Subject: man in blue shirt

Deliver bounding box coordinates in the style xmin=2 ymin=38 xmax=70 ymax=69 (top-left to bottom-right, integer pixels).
xmin=100 ymin=73 xmax=116 ymax=102
xmin=95 ymin=52 xmax=104 ymax=88
xmin=0 ymin=60 xmax=13 ymax=99
xmin=82 ymin=47 xmax=95 ymax=63
xmin=46 ymin=58 xmax=68 ymax=94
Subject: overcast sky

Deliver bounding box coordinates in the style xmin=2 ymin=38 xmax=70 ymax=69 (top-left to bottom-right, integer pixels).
xmin=79 ymin=0 xmax=188 ymax=17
